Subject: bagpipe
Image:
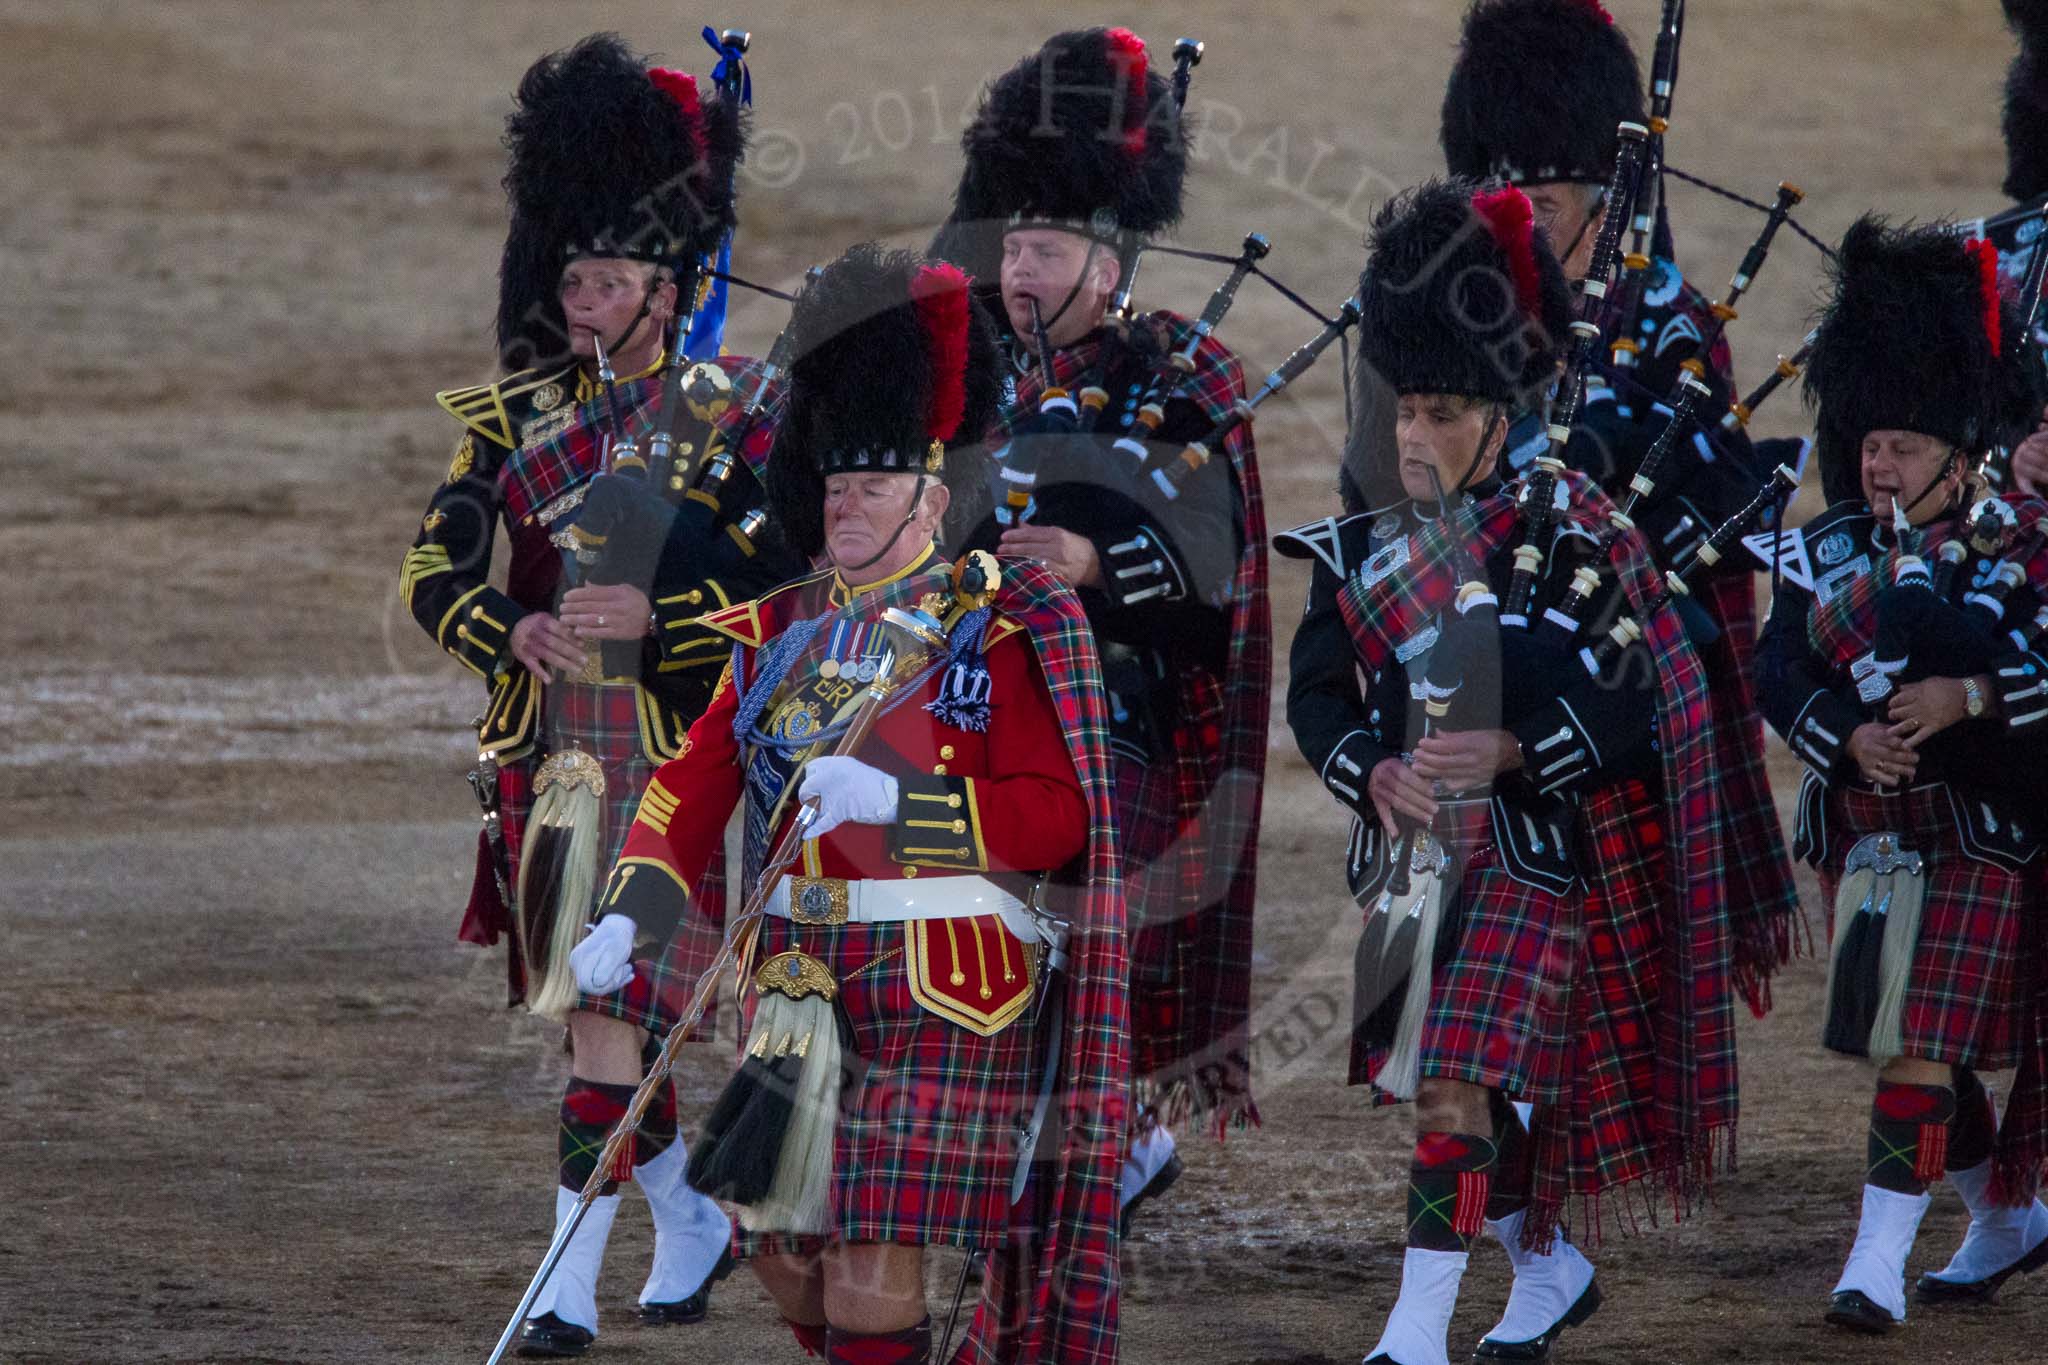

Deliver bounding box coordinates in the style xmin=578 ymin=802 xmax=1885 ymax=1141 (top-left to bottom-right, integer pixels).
xmin=561 ymin=30 xmax=770 ymax=678
xmin=995 ymin=238 xmax=1361 ymax=534
xmin=1528 ymin=177 xmax=1811 ymax=663
xmin=1355 ymin=477 xmax=1502 ymax=1101
xmin=1606 ymin=0 xmax=1686 ymax=376
xmin=1103 ymin=37 xmax=1206 ymax=338
xmin=1840 ymin=495 xmax=2048 ymax=709
xmin=1814 ymin=494 xmax=2047 ymax=1066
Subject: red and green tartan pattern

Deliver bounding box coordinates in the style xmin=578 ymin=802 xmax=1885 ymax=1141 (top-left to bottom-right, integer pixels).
xmin=1806 ymin=493 xmax=2048 ymax=665
xmin=1372 ymin=801 xmax=1583 ymax=1105
xmin=716 ymin=558 xmax=1128 ymax=1363
xmin=479 ymin=682 xmax=728 ymax=1035
xmin=497 ymin=356 xmax=777 ymax=528
xmin=1337 ymin=468 xmax=1736 ymax=1248
xmin=1817 ymin=782 xmax=2038 ymax=1071
xmin=1697 ymin=572 xmax=1804 ymax=1013
xmin=1006 ymin=311 xmax=1270 ymax=1132
xmin=958 ymin=559 xmax=1129 ymax=1365
xmin=730 ymin=918 xmax=1043 ymax=1259
xmin=1998 ymin=886 xmax=2048 ymax=1204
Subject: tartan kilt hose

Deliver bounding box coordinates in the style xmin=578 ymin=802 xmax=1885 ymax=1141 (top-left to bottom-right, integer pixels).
xmin=505 ymin=679 xmax=729 ymax=1036
xmin=1351 ymin=800 xmax=1581 ymax=1103
xmin=1817 ymin=782 xmax=2039 ymax=1070
xmin=733 ymin=914 xmax=1043 ymax=1259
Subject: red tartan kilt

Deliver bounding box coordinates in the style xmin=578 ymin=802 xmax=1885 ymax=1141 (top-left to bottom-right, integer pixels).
xmin=1347 ymin=801 xmax=1574 ymax=1100
xmin=1564 ymin=782 xmax=1695 ymax=1193
xmin=734 ymin=915 xmax=1041 ymax=1258
xmin=1696 ymin=574 xmax=1798 ymax=913
xmin=1818 ymin=783 xmax=2037 ymax=1069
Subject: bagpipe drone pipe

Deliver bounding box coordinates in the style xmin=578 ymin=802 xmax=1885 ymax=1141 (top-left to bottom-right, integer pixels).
xmin=1528 ymin=177 xmax=1813 ymax=660
xmin=566 ymin=265 xmax=807 ymax=678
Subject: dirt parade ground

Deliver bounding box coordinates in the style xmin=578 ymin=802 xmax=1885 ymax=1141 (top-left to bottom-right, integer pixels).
xmin=5 ymin=1 xmax=2046 ymax=1361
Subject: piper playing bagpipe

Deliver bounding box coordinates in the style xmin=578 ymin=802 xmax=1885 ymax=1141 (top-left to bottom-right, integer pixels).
xmin=397 ymin=31 xmax=806 ymax=1356
xmin=1753 ymin=215 xmax=2048 ymax=1336
xmin=929 ymin=26 xmax=1272 ymax=1222
xmin=576 ymin=245 xmax=1129 ymax=1365
xmin=1441 ymin=0 xmax=1805 ymax=1009
xmin=1277 ymin=178 xmax=1740 ymax=1365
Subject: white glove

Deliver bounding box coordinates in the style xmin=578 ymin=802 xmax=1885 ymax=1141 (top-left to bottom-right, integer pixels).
xmin=796 ymin=755 xmax=901 ymax=841
xmin=569 ymin=913 xmax=637 ymax=996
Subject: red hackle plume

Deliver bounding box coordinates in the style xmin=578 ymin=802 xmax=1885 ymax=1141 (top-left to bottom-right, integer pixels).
xmin=1967 ymin=237 xmax=2004 ymax=357
xmin=648 ymin=67 xmax=707 ymax=164
xmin=1573 ymin=0 xmax=1617 ymax=24
xmin=1105 ymin=27 xmax=1149 ymax=156
xmin=1472 ymin=186 xmax=1543 ymax=322
xmin=911 ymin=263 xmax=971 ymax=441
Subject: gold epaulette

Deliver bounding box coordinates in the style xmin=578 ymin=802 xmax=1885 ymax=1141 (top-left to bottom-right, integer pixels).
xmin=433 ymin=364 xmax=576 ymax=450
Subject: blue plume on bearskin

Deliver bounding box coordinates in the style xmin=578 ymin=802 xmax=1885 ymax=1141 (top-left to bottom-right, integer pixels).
xmin=497 ymin=32 xmax=746 ymax=370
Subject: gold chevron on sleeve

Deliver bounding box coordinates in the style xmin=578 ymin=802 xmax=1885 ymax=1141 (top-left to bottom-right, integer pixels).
xmin=635 ymin=776 xmax=682 ymax=836
xmin=399 ymin=544 xmax=454 ymax=612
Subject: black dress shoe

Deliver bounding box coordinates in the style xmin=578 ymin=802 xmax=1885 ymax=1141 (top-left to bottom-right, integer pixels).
xmin=1474 ymin=1277 xmax=1602 ymax=1361
xmin=1119 ymin=1152 xmax=1185 ymax=1237
xmin=638 ymin=1247 xmax=736 ymax=1325
xmin=1916 ymin=1234 xmax=2048 ymax=1305
xmin=1824 ymin=1289 xmax=1897 ymax=1335
xmin=516 ymin=1312 xmax=595 ymax=1358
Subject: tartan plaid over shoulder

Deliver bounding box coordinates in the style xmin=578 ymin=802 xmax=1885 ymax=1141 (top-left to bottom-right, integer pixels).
xmin=1005 ymin=309 xmax=1270 ymax=1131
xmin=499 ymin=355 xmax=777 ymax=527
xmin=1336 ymin=468 xmax=1738 ymax=1231
xmin=1807 ymin=492 xmax=2048 ymax=667
xmin=958 ymin=556 xmax=1130 ymax=1365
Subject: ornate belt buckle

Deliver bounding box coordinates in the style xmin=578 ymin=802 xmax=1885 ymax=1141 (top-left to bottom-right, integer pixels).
xmin=789 ymin=876 xmax=850 ymax=925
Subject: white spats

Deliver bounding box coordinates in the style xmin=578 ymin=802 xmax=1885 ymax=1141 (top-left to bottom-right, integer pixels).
xmin=1833 ymin=1184 xmax=1933 ymax=1323
xmin=1924 ymin=1159 xmax=2048 ymax=1286
xmin=1481 ymin=1210 xmax=1596 ymax=1345
xmin=529 ymin=1187 xmax=621 ymax=1334
xmin=1121 ymin=1125 xmax=1177 ymax=1211
xmin=1364 ymin=1246 xmax=1469 ymax=1365
xmin=637 ymin=1138 xmax=735 ymax=1307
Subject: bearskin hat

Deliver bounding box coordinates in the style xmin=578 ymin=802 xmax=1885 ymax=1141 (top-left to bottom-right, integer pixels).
xmin=1440 ymin=0 xmax=1645 ymax=187
xmin=764 ymin=244 xmax=1002 ymax=560
xmin=2004 ymin=0 xmax=2048 ymax=202
xmin=1355 ymin=179 xmax=1573 ymax=406
xmin=497 ymin=32 xmax=746 ymax=370
xmin=928 ymin=27 xmax=1190 ymax=284
xmin=1805 ymin=216 xmax=2020 ymax=505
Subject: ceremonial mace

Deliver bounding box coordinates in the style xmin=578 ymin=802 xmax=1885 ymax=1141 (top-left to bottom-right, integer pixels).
xmin=479 ymin=580 xmax=967 ymax=1365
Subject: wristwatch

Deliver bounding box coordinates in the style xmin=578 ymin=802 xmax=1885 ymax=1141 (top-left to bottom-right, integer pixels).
xmin=1963 ymin=676 xmax=1987 ymax=719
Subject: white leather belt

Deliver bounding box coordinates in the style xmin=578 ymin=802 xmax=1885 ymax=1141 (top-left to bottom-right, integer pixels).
xmin=766 ymin=872 xmax=1035 ymax=934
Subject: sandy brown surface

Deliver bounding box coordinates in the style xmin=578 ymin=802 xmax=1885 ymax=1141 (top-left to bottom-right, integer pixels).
xmin=5 ymin=1 xmax=2045 ymax=1361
